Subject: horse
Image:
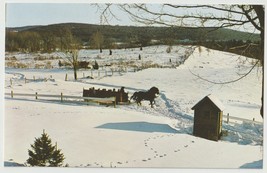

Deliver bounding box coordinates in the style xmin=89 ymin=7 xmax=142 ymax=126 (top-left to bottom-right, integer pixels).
xmin=130 ymin=87 xmax=159 ymax=108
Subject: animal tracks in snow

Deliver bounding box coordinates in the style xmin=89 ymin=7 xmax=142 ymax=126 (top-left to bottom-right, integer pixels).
xmin=82 ymin=134 xmax=196 ymax=168
xmin=141 ymin=134 xmax=196 ymax=162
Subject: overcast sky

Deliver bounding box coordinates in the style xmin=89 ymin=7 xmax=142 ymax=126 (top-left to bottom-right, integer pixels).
xmin=6 ymin=3 xmax=139 ymax=27
xmin=4 ymin=1 xmax=265 ymax=34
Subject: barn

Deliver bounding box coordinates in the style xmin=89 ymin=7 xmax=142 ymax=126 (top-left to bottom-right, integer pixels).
xmin=191 ymin=94 xmax=224 ymax=141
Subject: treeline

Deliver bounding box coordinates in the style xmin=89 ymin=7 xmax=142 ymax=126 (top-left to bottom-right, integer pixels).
xmin=6 ymin=23 xmax=261 ymax=59
xmin=6 ymin=27 xmax=80 ymax=52
xmin=197 ymin=39 xmax=261 ymax=60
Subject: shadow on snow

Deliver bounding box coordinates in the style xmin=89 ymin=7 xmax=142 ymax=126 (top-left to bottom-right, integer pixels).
xmin=96 ymin=121 xmax=178 ymax=134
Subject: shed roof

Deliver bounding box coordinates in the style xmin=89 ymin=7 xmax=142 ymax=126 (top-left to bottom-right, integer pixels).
xmin=192 ymin=94 xmax=225 ymax=111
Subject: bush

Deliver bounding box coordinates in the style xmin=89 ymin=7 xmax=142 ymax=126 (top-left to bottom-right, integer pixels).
xmin=27 ymin=130 xmax=65 ymax=167
xmin=45 ymin=61 xmax=52 ymax=69
xmin=166 ymin=46 xmax=172 ymax=53
xmin=93 ymin=60 xmax=99 ymax=70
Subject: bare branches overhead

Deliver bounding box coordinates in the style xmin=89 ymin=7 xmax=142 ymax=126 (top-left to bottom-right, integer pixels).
xmin=95 ymin=4 xmax=263 ymax=34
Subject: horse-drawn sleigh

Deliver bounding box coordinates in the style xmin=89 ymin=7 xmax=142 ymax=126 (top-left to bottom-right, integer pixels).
xmin=83 ymin=86 xmax=159 ymax=108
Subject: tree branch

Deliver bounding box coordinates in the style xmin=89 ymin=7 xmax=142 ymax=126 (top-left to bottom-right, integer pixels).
xmin=188 ymin=59 xmax=259 ymax=84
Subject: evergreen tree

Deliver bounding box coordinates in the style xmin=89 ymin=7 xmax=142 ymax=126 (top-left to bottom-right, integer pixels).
xmin=27 ymin=130 xmax=65 ymax=167
xmin=49 ymin=143 xmax=65 ymax=167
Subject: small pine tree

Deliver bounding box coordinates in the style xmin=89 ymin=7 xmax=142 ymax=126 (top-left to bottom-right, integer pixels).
xmin=27 ymin=130 xmax=65 ymax=167
xmin=49 ymin=143 xmax=65 ymax=167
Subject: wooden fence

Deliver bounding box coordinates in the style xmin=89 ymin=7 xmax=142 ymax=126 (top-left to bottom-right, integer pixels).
xmin=5 ymin=91 xmax=263 ymax=124
xmin=223 ymin=113 xmax=262 ymax=124
xmin=5 ymin=91 xmax=116 ymax=107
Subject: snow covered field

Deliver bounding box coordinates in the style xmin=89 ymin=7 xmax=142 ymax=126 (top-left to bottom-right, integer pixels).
xmin=4 ymin=45 xmax=264 ymax=169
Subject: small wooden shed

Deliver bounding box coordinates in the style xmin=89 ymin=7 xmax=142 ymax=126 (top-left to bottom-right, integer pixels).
xmin=191 ymin=94 xmax=224 ymax=141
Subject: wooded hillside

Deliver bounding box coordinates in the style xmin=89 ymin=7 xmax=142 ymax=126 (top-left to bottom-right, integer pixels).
xmin=6 ymin=23 xmax=260 ymax=59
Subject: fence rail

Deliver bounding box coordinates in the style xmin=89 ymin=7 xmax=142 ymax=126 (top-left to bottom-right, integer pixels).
xmin=5 ymin=91 xmax=263 ymax=124
xmin=223 ymin=113 xmax=262 ymax=124
xmin=5 ymin=91 xmax=116 ymax=107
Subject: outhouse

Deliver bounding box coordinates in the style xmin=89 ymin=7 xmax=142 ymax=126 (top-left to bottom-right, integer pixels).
xmin=191 ymin=94 xmax=224 ymax=141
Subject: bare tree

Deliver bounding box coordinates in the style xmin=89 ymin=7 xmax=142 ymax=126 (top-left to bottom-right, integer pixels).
xmin=91 ymin=30 xmax=104 ymax=53
xmin=66 ymin=50 xmax=78 ymax=80
xmin=58 ymin=26 xmax=73 ymax=51
xmin=58 ymin=34 xmax=80 ymax=80
xmin=96 ymin=4 xmax=264 ymax=118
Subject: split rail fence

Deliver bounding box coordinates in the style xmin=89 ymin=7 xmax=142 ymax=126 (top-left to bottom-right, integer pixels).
xmin=4 ymin=91 xmax=263 ymax=124
xmin=5 ymin=91 xmax=116 ymax=107
xmin=223 ymin=113 xmax=262 ymax=124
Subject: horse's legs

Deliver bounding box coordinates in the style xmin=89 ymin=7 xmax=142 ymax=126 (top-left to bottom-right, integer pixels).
xmin=150 ymin=100 xmax=154 ymax=108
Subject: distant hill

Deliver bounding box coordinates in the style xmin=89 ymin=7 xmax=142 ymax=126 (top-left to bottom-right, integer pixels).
xmin=6 ymin=22 xmax=261 ymax=59
xmin=6 ymin=22 xmax=260 ymax=44
xmin=7 ymin=25 xmax=44 ymax=32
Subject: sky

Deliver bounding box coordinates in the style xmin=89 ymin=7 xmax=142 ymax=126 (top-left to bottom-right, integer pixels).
xmin=4 ymin=1 xmax=265 ymax=34
xmin=5 ymin=3 xmax=133 ymax=27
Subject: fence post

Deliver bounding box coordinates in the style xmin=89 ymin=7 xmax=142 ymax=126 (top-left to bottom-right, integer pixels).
xmin=113 ymin=97 xmax=116 ymax=108
xmin=11 ymin=90 xmax=14 ymax=98
xmin=65 ymin=74 xmax=68 ymax=81
xmin=61 ymin=92 xmax=63 ymax=102
xmin=10 ymin=79 xmax=12 ymax=86
xmin=120 ymin=92 xmax=122 ymax=102
xmin=35 ymin=92 xmax=38 ymax=100
xmin=227 ymin=113 xmax=229 ymax=124
xmin=33 ymin=76 xmax=35 ymax=81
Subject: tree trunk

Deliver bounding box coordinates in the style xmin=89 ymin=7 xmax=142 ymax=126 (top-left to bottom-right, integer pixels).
xmin=73 ymin=66 xmax=77 ymax=80
xmin=253 ymin=5 xmax=264 ymax=118
xmin=72 ymin=51 xmax=78 ymax=81
xmin=260 ymin=30 xmax=264 ymax=118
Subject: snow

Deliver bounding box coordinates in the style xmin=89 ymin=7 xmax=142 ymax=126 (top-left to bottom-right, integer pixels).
xmin=3 ymin=45 xmax=264 ymax=170
xmin=192 ymin=94 xmax=225 ymax=111
xmin=206 ymin=94 xmax=225 ymax=111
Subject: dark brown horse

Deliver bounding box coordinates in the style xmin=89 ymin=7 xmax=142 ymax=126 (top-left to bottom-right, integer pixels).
xmin=130 ymin=87 xmax=159 ymax=108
